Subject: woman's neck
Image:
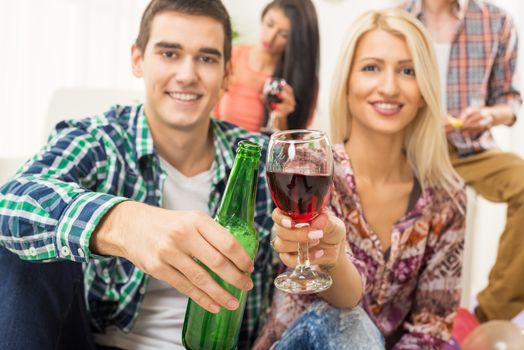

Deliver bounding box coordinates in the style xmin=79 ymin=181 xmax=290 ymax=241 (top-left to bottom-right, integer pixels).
xmin=250 ymin=45 xmax=280 ymax=74
xmin=345 ymin=129 xmax=411 ymax=185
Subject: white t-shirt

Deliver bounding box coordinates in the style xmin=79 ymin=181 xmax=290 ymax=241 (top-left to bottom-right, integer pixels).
xmin=433 ymin=42 xmax=452 ymax=113
xmin=95 ymin=157 xmax=214 ymax=350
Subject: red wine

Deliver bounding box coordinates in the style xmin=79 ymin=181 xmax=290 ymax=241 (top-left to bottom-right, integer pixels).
xmin=266 ymin=93 xmax=283 ymax=110
xmin=267 ymin=171 xmax=332 ymax=222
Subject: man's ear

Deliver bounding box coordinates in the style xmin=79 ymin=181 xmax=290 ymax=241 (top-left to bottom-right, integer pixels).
xmin=131 ymin=44 xmax=144 ymax=78
xmin=221 ymin=60 xmax=232 ymax=92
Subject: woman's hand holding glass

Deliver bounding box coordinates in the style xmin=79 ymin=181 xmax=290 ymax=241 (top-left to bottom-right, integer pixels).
xmin=271 ymin=209 xmax=347 ymax=272
xmin=261 ymin=78 xmax=296 ymax=134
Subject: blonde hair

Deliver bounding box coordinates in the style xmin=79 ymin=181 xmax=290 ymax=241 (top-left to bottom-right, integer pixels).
xmin=330 ymin=8 xmax=462 ymax=195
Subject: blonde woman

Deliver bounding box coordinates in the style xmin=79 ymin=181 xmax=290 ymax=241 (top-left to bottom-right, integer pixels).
xmin=255 ymin=9 xmax=466 ymax=350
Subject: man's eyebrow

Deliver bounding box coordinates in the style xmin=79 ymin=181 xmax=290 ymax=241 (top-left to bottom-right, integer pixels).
xmin=154 ymin=41 xmax=182 ymax=50
xmin=200 ymin=47 xmax=222 ymax=58
xmin=153 ymin=41 xmax=222 ymax=58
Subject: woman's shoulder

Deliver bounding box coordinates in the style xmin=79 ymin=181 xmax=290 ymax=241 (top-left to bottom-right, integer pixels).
xmin=231 ymin=44 xmax=253 ymax=61
xmin=425 ymin=184 xmax=467 ymax=217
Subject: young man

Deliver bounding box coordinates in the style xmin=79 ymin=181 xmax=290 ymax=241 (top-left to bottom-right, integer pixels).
xmin=0 ymin=1 xmax=276 ymax=349
xmin=404 ymin=0 xmax=524 ymax=322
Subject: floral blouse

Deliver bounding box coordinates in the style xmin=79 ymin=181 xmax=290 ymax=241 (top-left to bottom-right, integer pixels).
xmin=254 ymin=144 xmax=466 ymax=350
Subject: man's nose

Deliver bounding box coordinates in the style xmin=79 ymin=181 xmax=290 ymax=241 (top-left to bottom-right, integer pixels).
xmin=176 ymin=56 xmax=198 ymax=85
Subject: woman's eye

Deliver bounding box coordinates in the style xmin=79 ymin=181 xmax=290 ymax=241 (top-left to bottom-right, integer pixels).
xmin=402 ymin=67 xmax=416 ymax=76
xmin=362 ymin=65 xmax=378 ymax=72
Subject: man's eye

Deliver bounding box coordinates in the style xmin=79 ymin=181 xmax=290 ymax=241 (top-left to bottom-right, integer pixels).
xmin=200 ymin=56 xmax=217 ymax=64
xmin=162 ymin=51 xmax=176 ymax=58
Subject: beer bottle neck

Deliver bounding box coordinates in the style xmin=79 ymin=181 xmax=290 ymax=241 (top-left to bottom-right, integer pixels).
xmin=216 ymin=142 xmax=260 ymax=224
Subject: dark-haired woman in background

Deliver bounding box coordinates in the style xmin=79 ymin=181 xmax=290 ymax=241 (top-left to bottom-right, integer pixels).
xmin=215 ymin=0 xmax=319 ymax=132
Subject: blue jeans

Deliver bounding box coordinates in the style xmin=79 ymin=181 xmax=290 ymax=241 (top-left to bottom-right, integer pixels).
xmin=0 ymin=245 xmax=100 ymax=350
xmin=276 ymin=300 xmax=385 ymax=350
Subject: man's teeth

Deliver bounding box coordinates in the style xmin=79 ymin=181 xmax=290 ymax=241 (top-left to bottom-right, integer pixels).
xmin=170 ymin=93 xmax=199 ymax=101
xmin=374 ymin=103 xmax=401 ymax=110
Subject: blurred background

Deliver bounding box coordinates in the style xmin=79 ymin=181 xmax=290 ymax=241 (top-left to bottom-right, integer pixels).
xmin=0 ymin=0 xmax=523 ymax=312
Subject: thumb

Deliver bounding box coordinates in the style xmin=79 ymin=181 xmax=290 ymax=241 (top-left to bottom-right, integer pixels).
xmin=309 ymin=212 xmax=345 ymax=245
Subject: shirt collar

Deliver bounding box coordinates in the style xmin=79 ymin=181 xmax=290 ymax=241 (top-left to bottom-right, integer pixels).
xmin=210 ymin=118 xmax=235 ymax=183
xmin=134 ymin=104 xmax=156 ymax=161
xmin=410 ymin=0 xmax=468 ymax=22
xmin=133 ymin=108 xmax=234 ymax=183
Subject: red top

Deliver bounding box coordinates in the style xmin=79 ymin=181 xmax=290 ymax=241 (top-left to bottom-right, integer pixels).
xmin=215 ymin=45 xmax=270 ymax=132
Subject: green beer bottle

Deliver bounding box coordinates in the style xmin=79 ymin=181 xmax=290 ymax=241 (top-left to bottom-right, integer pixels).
xmin=182 ymin=140 xmax=261 ymax=350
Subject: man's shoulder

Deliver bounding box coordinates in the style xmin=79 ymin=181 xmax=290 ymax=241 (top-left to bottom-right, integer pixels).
xmin=53 ymin=104 xmax=140 ymax=139
xmin=212 ymin=118 xmax=269 ymax=151
xmin=469 ymin=0 xmax=513 ymax=21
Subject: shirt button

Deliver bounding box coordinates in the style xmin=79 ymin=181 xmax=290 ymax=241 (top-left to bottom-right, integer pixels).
xmin=61 ymin=246 xmax=71 ymax=257
xmin=29 ymin=247 xmax=37 ymax=256
xmin=139 ymin=286 xmax=147 ymax=295
xmin=77 ymin=248 xmax=85 ymax=258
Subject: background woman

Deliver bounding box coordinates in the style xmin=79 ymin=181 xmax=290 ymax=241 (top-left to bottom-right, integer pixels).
xmin=215 ymin=0 xmax=319 ymax=132
xmin=255 ymin=9 xmax=466 ymax=350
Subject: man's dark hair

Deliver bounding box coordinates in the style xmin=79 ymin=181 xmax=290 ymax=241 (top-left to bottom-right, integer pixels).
xmin=136 ymin=0 xmax=232 ymax=63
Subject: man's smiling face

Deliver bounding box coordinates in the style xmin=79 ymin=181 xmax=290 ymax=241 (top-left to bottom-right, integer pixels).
xmin=132 ymin=11 xmax=228 ymax=131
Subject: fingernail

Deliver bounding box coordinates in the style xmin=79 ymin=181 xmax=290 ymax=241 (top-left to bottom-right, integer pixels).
xmin=308 ymin=230 xmax=323 ymax=240
xmin=244 ymin=279 xmax=253 ymax=290
xmin=227 ymin=299 xmax=239 ymax=310
xmin=248 ymin=264 xmax=255 ymax=273
xmin=314 ymin=250 xmax=325 ymax=259
xmin=282 ymin=217 xmax=292 ymax=228
xmin=209 ymin=303 xmax=220 ymax=313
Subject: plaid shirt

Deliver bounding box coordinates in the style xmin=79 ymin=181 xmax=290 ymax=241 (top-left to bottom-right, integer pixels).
xmin=0 ymin=105 xmax=274 ymax=348
xmin=405 ymin=0 xmax=522 ymax=157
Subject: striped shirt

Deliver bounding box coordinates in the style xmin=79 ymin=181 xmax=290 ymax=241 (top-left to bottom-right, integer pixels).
xmin=0 ymin=104 xmax=274 ymax=348
xmin=405 ymin=0 xmax=522 ymax=157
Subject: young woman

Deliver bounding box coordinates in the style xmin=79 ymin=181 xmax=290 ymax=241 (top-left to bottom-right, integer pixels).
xmin=215 ymin=0 xmax=319 ymax=132
xmin=255 ymin=9 xmax=466 ymax=350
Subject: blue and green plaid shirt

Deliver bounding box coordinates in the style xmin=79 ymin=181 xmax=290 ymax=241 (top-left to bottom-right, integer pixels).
xmin=0 ymin=104 xmax=274 ymax=348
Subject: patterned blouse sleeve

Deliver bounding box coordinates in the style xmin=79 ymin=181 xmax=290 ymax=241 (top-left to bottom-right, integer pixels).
xmin=328 ymin=186 xmax=368 ymax=296
xmin=394 ymin=190 xmax=466 ymax=350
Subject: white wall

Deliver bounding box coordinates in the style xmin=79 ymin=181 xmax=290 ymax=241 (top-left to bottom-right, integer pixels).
xmin=0 ymin=0 xmax=523 ymax=310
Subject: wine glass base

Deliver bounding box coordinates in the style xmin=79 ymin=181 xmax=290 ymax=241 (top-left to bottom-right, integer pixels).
xmin=274 ymin=269 xmax=332 ymax=294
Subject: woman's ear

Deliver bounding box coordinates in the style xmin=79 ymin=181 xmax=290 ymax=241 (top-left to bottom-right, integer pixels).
xmin=131 ymin=44 xmax=144 ymax=78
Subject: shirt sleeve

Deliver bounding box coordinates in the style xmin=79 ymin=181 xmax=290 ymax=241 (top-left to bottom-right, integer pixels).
xmin=0 ymin=122 xmax=127 ymax=262
xmin=487 ymin=13 xmax=522 ymax=123
xmin=394 ymin=191 xmax=466 ymax=350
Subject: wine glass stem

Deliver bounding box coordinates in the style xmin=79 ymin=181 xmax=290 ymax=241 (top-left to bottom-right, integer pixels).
xmin=297 ymin=241 xmax=311 ymax=270
xmin=266 ymin=111 xmax=276 ymax=130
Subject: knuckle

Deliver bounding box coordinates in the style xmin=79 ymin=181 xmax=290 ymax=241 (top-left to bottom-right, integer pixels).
xmin=192 ymin=271 xmax=209 ymax=286
xmin=209 ymin=255 xmax=227 ymax=270
xmin=221 ymin=238 xmax=237 ymax=254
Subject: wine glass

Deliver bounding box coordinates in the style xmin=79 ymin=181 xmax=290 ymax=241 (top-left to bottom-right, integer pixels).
xmin=266 ymin=129 xmax=334 ymax=294
xmin=261 ymin=77 xmax=286 ymax=135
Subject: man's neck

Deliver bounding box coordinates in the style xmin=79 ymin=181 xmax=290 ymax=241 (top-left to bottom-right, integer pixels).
xmin=422 ymin=0 xmax=456 ymax=17
xmin=422 ymin=0 xmax=460 ymax=43
xmin=147 ymin=117 xmax=215 ymax=177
